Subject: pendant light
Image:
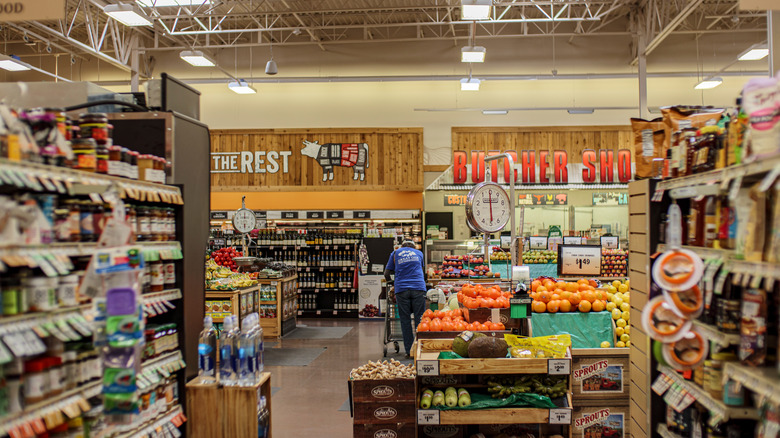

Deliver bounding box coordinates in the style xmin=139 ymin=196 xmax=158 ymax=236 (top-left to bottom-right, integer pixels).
xmin=265 ymin=40 xmax=277 ymax=75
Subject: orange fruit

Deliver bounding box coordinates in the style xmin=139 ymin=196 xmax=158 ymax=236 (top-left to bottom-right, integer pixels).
xmin=555 ymin=281 xmax=567 ymax=291
xmin=466 ymin=323 xmax=475 ymax=331
xmin=494 ymin=322 xmax=505 ymax=330
xmin=568 ymin=292 xmax=582 ymax=306
xmin=588 ymin=279 xmax=598 ymax=288
xmin=423 ymin=309 xmax=433 ymax=318
xmin=418 ymin=322 xmax=430 ymax=331
xmin=433 ymin=310 xmax=443 ymax=319
xmin=593 ymin=290 xmax=606 ymax=301
xmin=421 ymin=317 xmax=431 ymax=324
xmin=532 ymin=300 xmax=547 ymax=313
xmin=578 ymin=300 xmax=592 ymax=313
xmin=560 ymin=291 xmax=572 ymax=301
xmin=441 ymin=316 xmax=453 ymax=324
xmin=582 ymin=291 xmax=596 ymax=303
xmin=592 ymin=300 xmax=606 ymax=312
xmin=538 ymin=291 xmax=551 ymax=303
xmin=565 ymin=282 xmax=579 ymax=292
xmin=485 ymin=298 xmax=497 ymax=308
xmin=536 ymin=286 xmax=548 ymax=293
xmin=442 ymin=321 xmax=454 ymax=332
xmin=531 ymin=280 xmax=541 ymax=292
xmin=559 ymin=300 xmax=572 ymax=312
xmin=455 ymin=321 xmax=467 ymax=331
xmin=543 ymin=279 xmax=556 ymax=290
xmin=430 ymin=319 xmax=442 ymax=331
xmin=547 ymin=300 xmax=560 ymax=313
xmin=577 ymin=278 xmax=589 ymax=286
xmin=451 ymin=308 xmax=462 ymax=318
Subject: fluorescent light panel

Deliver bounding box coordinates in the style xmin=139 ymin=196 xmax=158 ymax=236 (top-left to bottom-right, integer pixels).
xmin=104 ymin=4 xmax=152 ymax=26
xmin=738 ymin=45 xmax=769 ymax=61
xmin=694 ymin=77 xmax=723 ymax=90
xmin=460 ymin=78 xmax=480 ymax=91
xmin=461 ymin=46 xmax=486 ymax=63
xmin=482 ymin=110 xmax=507 ymax=115
xmin=0 ymin=55 xmax=30 ymax=71
xmin=228 ymin=80 xmax=257 ymax=94
xmin=137 ymin=0 xmax=209 ymax=6
xmin=567 ymin=108 xmax=594 ymax=114
xmin=180 ymin=50 xmax=215 ymax=67
xmin=461 ymin=0 xmax=491 ymax=20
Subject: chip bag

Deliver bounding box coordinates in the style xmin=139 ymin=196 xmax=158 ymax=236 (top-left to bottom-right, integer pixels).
xmin=504 ymin=334 xmax=572 ymax=358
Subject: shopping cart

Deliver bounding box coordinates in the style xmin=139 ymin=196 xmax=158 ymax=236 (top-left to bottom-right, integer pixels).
xmin=382 ymin=285 xmax=402 ymax=357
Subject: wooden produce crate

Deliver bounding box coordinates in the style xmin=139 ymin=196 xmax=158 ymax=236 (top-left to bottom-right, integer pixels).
xmin=415 ymin=338 xmax=572 ymax=376
xmin=350 ymin=378 xmax=416 ymax=403
xmin=186 ymin=381 xmax=223 ymax=438
xmin=224 ymin=372 xmax=273 ymax=438
xmin=418 ymin=424 xmax=467 ymax=438
xmin=353 ymin=422 xmax=416 ymax=438
xmin=571 ymin=348 xmax=630 ymax=403
xmin=572 ymin=401 xmax=630 ymax=438
xmin=416 ymin=330 xmax=510 ymax=340
xmin=353 ymin=401 xmax=417 ymax=424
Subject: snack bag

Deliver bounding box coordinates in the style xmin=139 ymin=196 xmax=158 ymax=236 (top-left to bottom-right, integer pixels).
xmin=504 ymin=334 xmax=571 ymax=358
xmin=631 ymin=117 xmax=665 ymax=178
xmin=742 ymin=77 xmax=780 ymax=160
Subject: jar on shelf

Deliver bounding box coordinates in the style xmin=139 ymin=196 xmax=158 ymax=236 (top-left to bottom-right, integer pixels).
xmin=153 ymin=157 xmax=165 ymax=183
xmin=108 ymin=145 xmax=122 ymax=177
xmin=62 ymin=351 xmax=77 ymax=391
xmin=96 ymin=144 xmax=109 ymax=174
xmin=23 ymin=358 xmax=49 ymax=404
xmin=79 ymin=201 xmax=95 ymax=242
xmin=121 ymin=147 xmax=131 ymax=179
xmin=129 ymin=151 xmax=139 ymax=180
xmin=78 ymin=113 xmax=109 ymax=145
xmin=1 ymin=276 xmax=22 ymax=316
xmin=137 ymin=205 xmax=151 ymax=241
xmin=24 ymin=272 xmax=57 ymax=312
xmin=71 ymin=138 xmax=97 ymax=172
xmin=138 ymin=154 xmax=154 ymax=182
xmin=149 ymin=259 xmax=164 ymax=292
xmin=163 ymin=261 xmax=176 ymax=289
xmin=125 ymin=204 xmax=137 ymax=236
xmin=58 ymin=274 xmax=79 ymax=307
xmin=48 ymin=356 xmax=64 ymax=396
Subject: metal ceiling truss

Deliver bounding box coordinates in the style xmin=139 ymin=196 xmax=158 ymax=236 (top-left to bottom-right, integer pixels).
xmin=0 ymin=0 xmax=767 ymax=74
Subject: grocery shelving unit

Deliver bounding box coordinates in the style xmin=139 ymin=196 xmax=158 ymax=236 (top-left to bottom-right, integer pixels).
xmin=0 ymin=156 xmax=190 ymax=436
xmin=634 ymin=150 xmax=780 ymax=436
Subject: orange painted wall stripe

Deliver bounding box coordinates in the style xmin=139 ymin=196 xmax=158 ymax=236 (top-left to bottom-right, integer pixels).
xmin=210 ymin=191 xmax=423 ymax=211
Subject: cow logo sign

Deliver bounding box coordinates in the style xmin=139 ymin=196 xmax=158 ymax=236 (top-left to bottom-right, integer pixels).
xmin=301 ymin=140 xmax=369 ymax=182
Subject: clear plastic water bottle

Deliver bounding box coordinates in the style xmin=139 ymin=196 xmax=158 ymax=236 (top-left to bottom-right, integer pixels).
xmin=237 ymin=316 xmax=256 ymax=386
xmin=219 ymin=315 xmax=237 ymax=386
xmin=198 ymin=316 xmax=217 ymax=384
xmin=257 ymin=395 xmax=270 ymax=437
xmin=255 ymin=314 xmax=264 ymax=377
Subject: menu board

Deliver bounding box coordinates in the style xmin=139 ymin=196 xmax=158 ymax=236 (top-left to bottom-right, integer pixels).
xmin=558 ymin=245 xmax=602 ymax=277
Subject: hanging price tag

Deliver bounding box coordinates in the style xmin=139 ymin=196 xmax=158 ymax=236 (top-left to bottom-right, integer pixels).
xmin=548 ymin=359 xmax=571 ymax=375
xmin=416 ymin=360 xmax=439 ymax=376
xmin=417 ymin=410 xmax=440 ymax=425
xmin=549 ymin=409 xmax=572 ymax=424
xmin=558 ymin=245 xmax=601 ymax=277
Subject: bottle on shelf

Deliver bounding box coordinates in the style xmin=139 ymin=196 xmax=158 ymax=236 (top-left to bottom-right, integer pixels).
xmin=198 ymin=316 xmax=217 ymax=384
xmin=237 ymin=316 xmax=256 ymax=386
xmin=254 ymin=314 xmax=264 ymax=377
xmin=219 ymin=315 xmax=237 ymax=386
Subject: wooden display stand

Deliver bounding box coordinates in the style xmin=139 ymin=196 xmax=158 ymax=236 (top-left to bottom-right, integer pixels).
xmin=415 ymin=338 xmax=574 ymax=438
xmin=570 ymin=348 xmax=631 ymax=438
xmin=205 ymin=275 xmax=297 ymax=338
xmin=186 ymin=373 xmax=273 ymax=438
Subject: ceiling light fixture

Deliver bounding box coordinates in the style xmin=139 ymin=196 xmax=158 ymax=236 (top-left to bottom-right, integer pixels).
xmin=460 ymin=77 xmax=481 ymax=91
xmin=694 ymin=77 xmax=723 ymax=90
xmin=104 ymin=3 xmax=153 ymax=26
xmin=567 ymin=108 xmax=595 ymax=114
xmin=137 ymin=0 xmax=210 ymax=6
xmin=179 ymin=50 xmax=215 ymax=67
xmin=461 ymin=46 xmax=486 ymax=63
xmin=265 ymin=42 xmax=278 ymax=75
xmin=482 ymin=110 xmax=507 ymax=115
xmin=461 ymin=0 xmax=492 ymax=20
xmin=0 ymin=54 xmax=31 ymax=71
xmin=228 ymin=80 xmax=257 ymax=94
xmin=737 ymin=44 xmax=769 ymax=61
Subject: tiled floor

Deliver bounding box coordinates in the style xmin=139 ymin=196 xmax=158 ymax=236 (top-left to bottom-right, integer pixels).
xmin=266 ymin=318 xmax=409 ymax=437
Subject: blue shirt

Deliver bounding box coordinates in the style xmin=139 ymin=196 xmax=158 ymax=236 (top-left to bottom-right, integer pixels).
xmin=386 ymin=247 xmax=426 ymax=292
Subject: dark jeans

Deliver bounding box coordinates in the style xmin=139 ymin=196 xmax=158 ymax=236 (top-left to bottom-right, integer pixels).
xmin=395 ymin=289 xmax=426 ymax=355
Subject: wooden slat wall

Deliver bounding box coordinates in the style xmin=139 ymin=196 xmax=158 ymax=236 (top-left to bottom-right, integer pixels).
xmin=210 ymin=128 xmax=424 ymax=192
xmin=628 ymin=179 xmax=651 ymax=438
xmin=451 ymin=126 xmax=633 ymax=161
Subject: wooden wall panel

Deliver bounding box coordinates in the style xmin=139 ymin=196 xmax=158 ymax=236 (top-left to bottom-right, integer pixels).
xmin=210 ymin=128 xmax=424 ymax=192
xmin=451 ymin=126 xmax=633 ymax=162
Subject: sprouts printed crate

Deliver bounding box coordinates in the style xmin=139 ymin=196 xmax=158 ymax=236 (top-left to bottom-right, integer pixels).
xmin=417 ymin=424 xmax=467 ymax=438
xmin=353 ymin=422 xmax=416 ymax=438
xmin=350 ymin=378 xmax=416 ymax=403
xmin=571 ymin=349 xmax=630 ymax=403
xmin=572 ymin=402 xmax=630 ymax=438
xmin=352 ymin=401 xmax=417 ymax=425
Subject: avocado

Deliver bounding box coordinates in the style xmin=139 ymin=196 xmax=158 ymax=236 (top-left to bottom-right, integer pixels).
xmin=467 ymin=336 xmax=509 ymax=358
xmin=452 ymin=331 xmax=486 ymax=358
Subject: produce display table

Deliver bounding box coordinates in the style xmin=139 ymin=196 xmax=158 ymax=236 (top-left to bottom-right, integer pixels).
xmin=531 ymin=312 xmax=614 ymax=349
xmin=415 ymin=338 xmax=573 ymax=438
xmin=527 ymin=264 xmax=558 ymax=278
xmin=570 ymin=349 xmax=631 ymax=438
xmin=186 ymin=373 xmax=272 ymax=438
xmin=205 ymin=275 xmax=297 ymax=338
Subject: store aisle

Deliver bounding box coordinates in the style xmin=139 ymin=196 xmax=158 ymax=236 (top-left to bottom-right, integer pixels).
xmin=266 ymin=319 xmax=408 ymax=437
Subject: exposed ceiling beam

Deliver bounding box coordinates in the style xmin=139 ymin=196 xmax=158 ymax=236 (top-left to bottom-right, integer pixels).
xmin=24 ymin=21 xmax=132 ymax=72
xmin=631 ymin=0 xmax=705 ymax=65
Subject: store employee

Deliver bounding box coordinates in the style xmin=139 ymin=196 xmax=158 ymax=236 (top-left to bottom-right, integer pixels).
xmin=385 ymin=241 xmax=426 ymax=358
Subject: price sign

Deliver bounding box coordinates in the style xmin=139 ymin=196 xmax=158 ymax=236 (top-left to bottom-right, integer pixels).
xmin=558 ymin=245 xmax=602 ymax=277
xmin=529 ymin=236 xmax=548 ymax=250
xmin=327 ymin=211 xmax=345 ymax=219
xmin=549 ymin=409 xmax=572 ymax=425
xmin=417 ymin=410 xmax=440 ymax=425
xmin=353 ymin=211 xmax=371 ymax=219
xmin=255 ymin=211 xmax=267 ymax=219
xmin=307 ymin=211 xmax=324 ymax=219
xmin=548 ymin=359 xmax=571 ymax=375
xmin=600 ymin=236 xmax=619 ymax=249
xmin=210 ymin=211 xmax=228 ymax=220
xmin=416 ymin=360 xmax=439 ymax=376
xmin=563 ymin=236 xmax=583 ymax=245
xmin=281 ymin=211 xmax=299 ymax=219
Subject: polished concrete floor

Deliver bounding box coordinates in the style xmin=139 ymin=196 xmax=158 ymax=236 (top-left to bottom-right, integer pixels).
xmin=266 ymin=318 xmax=410 ymax=437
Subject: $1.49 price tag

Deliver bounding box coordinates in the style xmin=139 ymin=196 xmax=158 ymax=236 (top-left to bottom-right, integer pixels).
xmin=558 ymin=245 xmax=601 ymax=277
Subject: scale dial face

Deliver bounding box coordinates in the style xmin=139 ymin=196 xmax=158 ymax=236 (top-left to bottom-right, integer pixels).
xmin=465 ymin=182 xmax=511 ymax=233
xmin=232 ymin=208 xmax=256 ymax=234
